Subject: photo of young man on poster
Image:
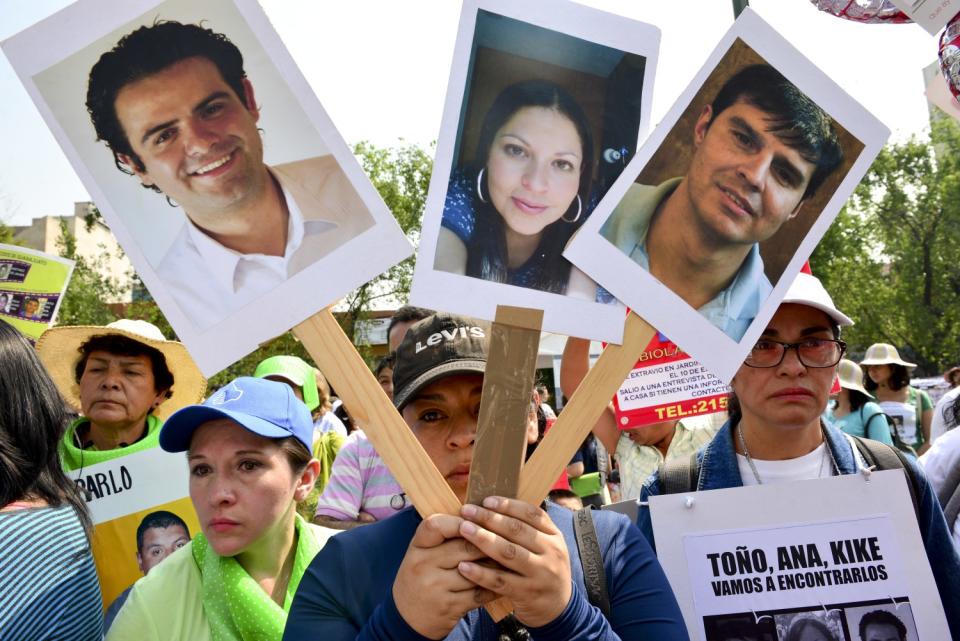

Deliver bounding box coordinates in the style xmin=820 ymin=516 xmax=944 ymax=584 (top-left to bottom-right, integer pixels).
xmin=85 ymin=19 xmax=373 ymax=328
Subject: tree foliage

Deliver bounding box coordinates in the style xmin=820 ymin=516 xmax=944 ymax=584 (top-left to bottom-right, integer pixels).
xmin=55 ymin=218 xmax=123 ymax=327
xmin=812 ymin=119 xmax=960 ymax=373
xmin=338 ymin=141 xmax=432 ymax=338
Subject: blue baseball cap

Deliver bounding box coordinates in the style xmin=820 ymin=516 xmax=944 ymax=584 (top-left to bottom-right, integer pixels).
xmin=160 ymin=377 xmax=313 ymax=453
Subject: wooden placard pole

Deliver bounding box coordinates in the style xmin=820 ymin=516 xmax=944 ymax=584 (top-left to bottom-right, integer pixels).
xmin=467 ymin=305 xmax=544 ymax=505
xmin=294 ymin=309 xmax=460 ymax=516
xmin=294 ymin=308 xmax=513 ymax=620
xmin=517 ymin=312 xmax=656 ymax=505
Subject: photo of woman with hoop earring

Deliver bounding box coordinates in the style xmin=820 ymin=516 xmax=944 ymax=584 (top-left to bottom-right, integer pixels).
xmin=434 ymin=80 xmax=602 ymax=299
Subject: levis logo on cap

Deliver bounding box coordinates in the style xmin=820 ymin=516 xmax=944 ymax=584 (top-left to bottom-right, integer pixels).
xmin=415 ymin=325 xmax=486 ymax=354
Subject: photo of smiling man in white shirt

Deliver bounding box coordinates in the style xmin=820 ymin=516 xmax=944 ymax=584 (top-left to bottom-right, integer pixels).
xmin=86 ymin=20 xmax=373 ymax=329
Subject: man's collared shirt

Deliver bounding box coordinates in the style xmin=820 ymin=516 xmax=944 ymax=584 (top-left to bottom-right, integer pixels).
xmin=178 ymin=177 xmax=336 ymax=301
xmin=156 ymin=156 xmax=372 ymax=331
xmin=615 ymin=413 xmax=723 ymax=501
xmin=600 ymin=178 xmax=773 ymax=342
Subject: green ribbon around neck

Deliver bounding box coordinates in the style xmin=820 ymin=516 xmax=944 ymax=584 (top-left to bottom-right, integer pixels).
xmin=193 ymin=514 xmax=320 ymax=641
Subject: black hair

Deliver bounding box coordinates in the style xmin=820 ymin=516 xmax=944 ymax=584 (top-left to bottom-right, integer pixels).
xmin=0 ymin=320 xmax=93 ymax=536
xmin=136 ymin=510 xmax=189 ymax=552
xmin=74 ymin=334 xmax=174 ymax=406
xmin=86 ymin=20 xmax=247 ymax=187
xmin=946 ymin=394 xmax=960 ymax=431
xmin=705 ymin=614 xmax=776 ymax=641
xmin=375 ymin=353 xmax=395 ymax=378
xmin=547 ymin=489 xmax=580 ymax=503
xmin=847 ymin=388 xmax=871 ymax=412
xmin=468 ymin=80 xmax=595 ymax=294
xmin=710 ymin=64 xmax=842 ymax=199
xmin=863 ymin=363 xmax=911 ymax=393
xmin=858 ymin=610 xmax=906 ymax=641
xmin=387 ymin=306 xmax=433 ymax=342
xmin=785 ymin=618 xmax=837 ymax=641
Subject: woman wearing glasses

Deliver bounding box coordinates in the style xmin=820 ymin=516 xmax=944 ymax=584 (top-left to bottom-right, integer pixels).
xmin=636 ymin=273 xmax=960 ymax=634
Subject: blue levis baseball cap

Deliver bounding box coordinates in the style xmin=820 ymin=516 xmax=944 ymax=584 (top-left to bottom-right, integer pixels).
xmin=160 ymin=376 xmax=313 ymax=453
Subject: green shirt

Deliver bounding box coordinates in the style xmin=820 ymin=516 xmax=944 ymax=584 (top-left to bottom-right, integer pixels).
xmin=60 ymin=414 xmax=163 ymax=472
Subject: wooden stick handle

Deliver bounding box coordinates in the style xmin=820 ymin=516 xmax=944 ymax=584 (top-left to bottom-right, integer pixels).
xmin=294 ymin=309 xmax=515 ymax=620
xmin=294 ymin=309 xmax=460 ymax=516
xmin=518 ymin=312 xmax=655 ymax=504
xmin=467 ymin=306 xmax=543 ymax=505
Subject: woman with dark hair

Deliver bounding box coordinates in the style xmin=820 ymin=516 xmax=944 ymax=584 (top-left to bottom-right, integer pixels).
xmin=0 ymin=320 xmax=102 ymax=640
xmin=824 ymin=359 xmax=892 ymax=445
xmin=107 ymin=377 xmax=336 ymax=640
xmin=783 ymin=617 xmax=838 ymax=641
xmin=861 ymin=344 xmax=933 ymax=455
xmin=436 ymin=80 xmax=599 ymax=297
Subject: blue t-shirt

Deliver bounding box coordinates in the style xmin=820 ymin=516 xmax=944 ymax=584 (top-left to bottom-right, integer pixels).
xmin=824 ymin=401 xmax=893 ymax=445
xmin=284 ymin=503 xmax=688 ymax=640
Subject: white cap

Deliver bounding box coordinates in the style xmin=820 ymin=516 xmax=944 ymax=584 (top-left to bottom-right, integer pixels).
xmin=781 ymin=272 xmax=852 ymax=327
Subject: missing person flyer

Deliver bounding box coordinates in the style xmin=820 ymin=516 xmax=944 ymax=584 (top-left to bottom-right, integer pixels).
xmin=67 ymin=447 xmax=198 ymax=612
xmin=0 ymin=244 xmax=74 ymax=341
xmin=650 ymin=471 xmax=949 ymax=639
xmin=613 ymin=330 xmax=730 ymax=429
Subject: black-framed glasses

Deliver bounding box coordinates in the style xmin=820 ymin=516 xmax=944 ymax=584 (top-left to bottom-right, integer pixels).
xmin=744 ymin=338 xmax=846 ymax=368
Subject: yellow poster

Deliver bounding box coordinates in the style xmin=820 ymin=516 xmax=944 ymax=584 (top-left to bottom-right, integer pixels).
xmin=0 ymin=243 xmax=74 ymax=342
xmin=67 ymin=446 xmax=195 ymax=611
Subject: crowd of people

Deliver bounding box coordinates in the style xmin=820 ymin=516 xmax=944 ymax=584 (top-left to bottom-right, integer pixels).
xmin=0 ymin=277 xmax=958 ymax=640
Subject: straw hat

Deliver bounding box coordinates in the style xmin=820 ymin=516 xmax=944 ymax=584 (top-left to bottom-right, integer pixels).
xmin=836 ymin=359 xmax=872 ymax=397
xmin=36 ymin=319 xmax=207 ymax=420
xmin=859 ymin=343 xmax=916 ymax=368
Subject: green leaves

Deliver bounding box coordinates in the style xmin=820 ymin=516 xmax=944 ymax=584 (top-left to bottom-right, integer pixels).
xmin=813 ymin=120 xmax=960 ymax=373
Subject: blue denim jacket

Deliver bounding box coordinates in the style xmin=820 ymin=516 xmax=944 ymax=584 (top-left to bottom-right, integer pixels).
xmin=638 ymin=420 xmax=960 ymax=636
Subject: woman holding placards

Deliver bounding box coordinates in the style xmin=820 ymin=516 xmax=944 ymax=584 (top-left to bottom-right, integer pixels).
xmin=107 ymin=377 xmax=336 ymax=641
xmin=637 ymin=273 xmax=960 ymax=636
xmin=435 ymin=80 xmax=598 ymax=298
xmin=0 ymin=320 xmax=102 ymax=640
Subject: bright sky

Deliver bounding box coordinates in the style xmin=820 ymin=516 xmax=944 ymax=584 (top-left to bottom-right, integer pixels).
xmin=0 ymin=0 xmax=941 ymax=227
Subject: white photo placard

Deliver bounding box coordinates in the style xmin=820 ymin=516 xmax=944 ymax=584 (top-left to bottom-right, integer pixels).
xmin=410 ymin=0 xmax=661 ymax=343
xmin=3 ymin=0 xmax=412 ymax=375
xmin=650 ymin=471 xmax=949 ymax=640
xmin=564 ymin=9 xmax=889 ymax=382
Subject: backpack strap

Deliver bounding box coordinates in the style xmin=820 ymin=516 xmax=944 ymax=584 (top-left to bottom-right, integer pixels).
xmin=573 ymin=507 xmax=610 ymax=618
xmin=659 ymin=451 xmax=700 ymax=495
xmin=911 ymin=387 xmax=925 ymax=446
xmin=849 ymin=435 xmax=920 ymax=519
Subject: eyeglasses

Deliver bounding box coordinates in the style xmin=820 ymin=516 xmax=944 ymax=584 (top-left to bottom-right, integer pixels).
xmin=744 ymin=338 xmax=846 ymax=368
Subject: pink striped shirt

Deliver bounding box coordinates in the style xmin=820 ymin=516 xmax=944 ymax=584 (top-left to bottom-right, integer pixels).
xmin=314 ymin=430 xmax=408 ymax=521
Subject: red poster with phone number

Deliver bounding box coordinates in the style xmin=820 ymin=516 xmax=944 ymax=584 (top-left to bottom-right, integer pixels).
xmin=611 ymin=331 xmax=731 ymax=430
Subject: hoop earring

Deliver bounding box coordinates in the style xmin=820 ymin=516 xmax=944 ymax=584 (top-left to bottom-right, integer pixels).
xmin=476 ymin=168 xmax=488 ymax=203
xmin=562 ymin=195 xmax=582 ymax=223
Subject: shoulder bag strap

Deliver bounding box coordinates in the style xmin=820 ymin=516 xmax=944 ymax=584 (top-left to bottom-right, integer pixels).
xmin=850 ymin=435 xmax=920 ymax=519
xmin=660 ymin=451 xmax=699 ymax=495
xmin=573 ymin=507 xmax=611 ymax=618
